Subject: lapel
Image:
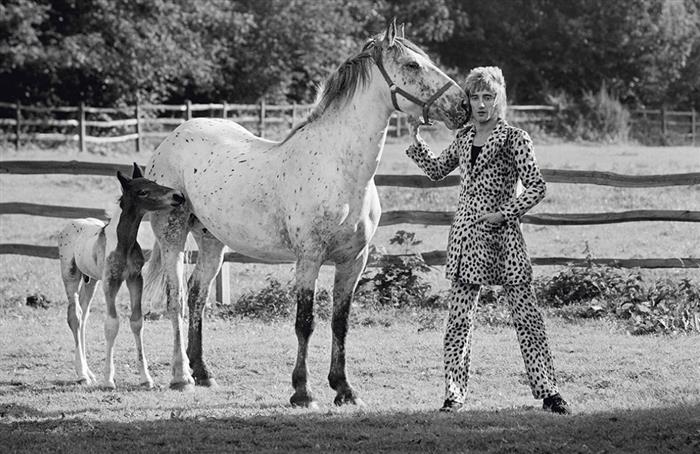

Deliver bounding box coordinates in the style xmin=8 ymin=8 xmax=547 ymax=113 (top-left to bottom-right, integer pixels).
xmin=471 ymin=118 xmax=510 ymax=177
xmin=463 ymin=126 xmax=476 ymax=173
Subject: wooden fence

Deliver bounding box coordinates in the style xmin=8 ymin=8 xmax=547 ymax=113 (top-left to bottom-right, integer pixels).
xmin=1 ymin=160 xmax=698 ymax=303
xmin=0 ymin=101 xmax=563 ymax=152
xmin=1 ymin=101 xmax=699 ymax=149
xmin=0 ymin=101 xmax=318 ymax=152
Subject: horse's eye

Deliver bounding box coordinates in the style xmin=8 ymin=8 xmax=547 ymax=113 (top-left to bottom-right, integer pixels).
xmin=405 ymin=61 xmax=420 ymax=70
xmin=137 ymin=190 xmax=148 ymax=196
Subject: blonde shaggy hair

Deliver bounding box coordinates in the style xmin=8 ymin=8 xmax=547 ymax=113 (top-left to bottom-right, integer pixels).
xmin=464 ymin=66 xmax=507 ymax=119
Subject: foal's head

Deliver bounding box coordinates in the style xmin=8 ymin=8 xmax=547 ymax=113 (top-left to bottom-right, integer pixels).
xmin=116 ymin=163 xmax=186 ymax=214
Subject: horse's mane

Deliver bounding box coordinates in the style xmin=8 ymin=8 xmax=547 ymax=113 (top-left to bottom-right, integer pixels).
xmin=282 ymin=36 xmax=429 ymax=143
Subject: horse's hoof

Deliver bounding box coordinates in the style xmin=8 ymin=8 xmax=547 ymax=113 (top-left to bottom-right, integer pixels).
xmin=333 ymin=386 xmax=365 ymax=407
xmin=334 ymin=394 xmax=365 ymax=407
xmin=141 ymin=380 xmax=155 ymax=389
xmin=101 ymin=381 xmax=116 ymax=390
xmin=195 ymin=377 xmax=218 ymax=388
xmin=170 ymin=381 xmax=195 ymax=392
xmin=290 ymin=391 xmax=318 ymax=409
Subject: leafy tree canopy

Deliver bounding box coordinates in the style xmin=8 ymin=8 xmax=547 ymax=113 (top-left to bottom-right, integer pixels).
xmin=0 ymin=0 xmax=698 ymax=109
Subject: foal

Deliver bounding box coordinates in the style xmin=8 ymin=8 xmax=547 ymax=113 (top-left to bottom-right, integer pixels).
xmin=58 ymin=163 xmax=185 ymax=388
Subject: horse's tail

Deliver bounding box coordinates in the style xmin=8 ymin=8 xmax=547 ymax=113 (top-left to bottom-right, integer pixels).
xmin=143 ymin=240 xmax=167 ymax=314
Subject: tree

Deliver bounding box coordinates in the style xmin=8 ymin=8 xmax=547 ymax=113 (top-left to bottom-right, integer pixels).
xmin=439 ymin=0 xmax=700 ymax=107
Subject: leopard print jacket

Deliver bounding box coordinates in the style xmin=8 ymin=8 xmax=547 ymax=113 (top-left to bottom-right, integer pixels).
xmin=406 ymin=118 xmax=546 ymax=285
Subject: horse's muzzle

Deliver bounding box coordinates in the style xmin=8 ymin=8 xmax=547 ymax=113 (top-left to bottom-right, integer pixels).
xmin=172 ymin=193 xmax=186 ymax=206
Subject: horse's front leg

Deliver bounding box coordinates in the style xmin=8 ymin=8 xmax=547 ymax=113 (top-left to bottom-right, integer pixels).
xmin=163 ymin=245 xmax=195 ymax=391
xmin=152 ymin=210 xmax=195 ymax=391
xmin=290 ymin=256 xmax=323 ymax=408
xmin=329 ymin=248 xmax=368 ymax=406
xmin=187 ymin=226 xmax=225 ymax=387
xmin=126 ymin=274 xmax=153 ymax=388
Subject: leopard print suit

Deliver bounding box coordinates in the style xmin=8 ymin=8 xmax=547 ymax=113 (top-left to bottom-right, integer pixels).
xmin=406 ymin=118 xmax=560 ymax=403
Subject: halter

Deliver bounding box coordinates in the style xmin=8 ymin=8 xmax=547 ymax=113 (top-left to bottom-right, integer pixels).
xmin=373 ymin=49 xmax=456 ymax=126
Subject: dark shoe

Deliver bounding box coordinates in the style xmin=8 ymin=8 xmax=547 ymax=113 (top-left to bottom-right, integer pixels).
xmin=543 ymin=393 xmax=571 ymax=415
xmin=439 ymin=399 xmax=464 ymax=412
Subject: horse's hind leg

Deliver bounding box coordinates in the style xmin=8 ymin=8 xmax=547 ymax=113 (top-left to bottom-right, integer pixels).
xmin=188 ymin=223 xmax=225 ymax=387
xmin=329 ymin=248 xmax=369 ymax=406
xmin=126 ymin=274 xmax=154 ymax=388
xmin=62 ymin=259 xmax=92 ymax=384
xmin=78 ymin=278 xmax=98 ymax=383
xmin=290 ymin=255 xmax=323 ymax=408
xmin=151 ymin=209 xmax=195 ymax=391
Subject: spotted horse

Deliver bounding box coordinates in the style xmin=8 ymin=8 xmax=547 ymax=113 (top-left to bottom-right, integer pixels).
xmin=142 ymin=19 xmax=468 ymax=406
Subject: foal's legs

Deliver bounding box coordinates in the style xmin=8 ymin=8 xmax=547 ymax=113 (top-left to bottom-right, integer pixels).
xmin=151 ymin=209 xmax=195 ymax=390
xmin=64 ymin=269 xmax=92 ymax=384
xmin=102 ymin=275 xmax=122 ymax=389
xmin=78 ymin=278 xmax=98 ymax=383
xmin=329 ymin=248 xmax=368 ymax=406
xmin=187 ymin=225 xmax=225 ymax=386
xmin=290 ymin=256 xmax=323 ymax=408
xmin=126 ymin=274 xmax=154 ymax=388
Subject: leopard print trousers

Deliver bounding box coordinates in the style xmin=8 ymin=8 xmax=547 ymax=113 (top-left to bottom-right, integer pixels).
xmin=444 ymin=280 xmax=559 ymax=402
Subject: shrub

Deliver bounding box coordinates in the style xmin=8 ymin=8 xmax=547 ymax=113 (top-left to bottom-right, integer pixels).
xmin=355 ymin=230 xmax=441 ymax=309
xmin=547 ymin=84 xmax=630 ymax=143
xmin=210 ymin=276 xmax=331 ymax=321
xmin=534 ymin=265 xmax=700 ymax=335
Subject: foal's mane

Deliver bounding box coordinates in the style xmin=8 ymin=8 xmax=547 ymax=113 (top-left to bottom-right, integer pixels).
xmin=282 ymin=36 xmax=429 ymax=143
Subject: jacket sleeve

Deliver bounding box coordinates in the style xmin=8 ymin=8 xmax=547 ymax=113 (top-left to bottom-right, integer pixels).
xmin=405 ymin=130 xmax=466 ymax=181
xmin=499 ymin=129 xmax=546 ymax=223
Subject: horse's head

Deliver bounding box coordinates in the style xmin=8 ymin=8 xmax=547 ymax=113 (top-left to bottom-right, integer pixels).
xmin=117 ymin=163 xmax=186 ymax=212
xmin=369 ymin=19 xmax=467 ymax=129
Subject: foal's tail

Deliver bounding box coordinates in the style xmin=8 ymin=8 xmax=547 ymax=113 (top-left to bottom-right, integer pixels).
xmin=143 ymin=240 xmax=167 ymax=314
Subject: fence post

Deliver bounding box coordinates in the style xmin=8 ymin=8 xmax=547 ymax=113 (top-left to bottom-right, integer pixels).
xmin=215 ymin=250 xmax=230 ymax=304
xmin=14 ymin=102 xmax=21 ymax=151
xmin=186 ymin=100 xmax=192 ymax=121
xmin=660 ymin=105 xmax=667 ymax=144
xmin=258 ymin=98 xmax=266 ymax=137
xmin=79 ymin=102 xmax=86 ymax=153
xmin=290 ymin=102 xmax=297 ymax=129
xmin=692 ymin=109 xmax=696 ymax=147
xmin=135 ymin=98 xmax=142 ymax=153
xmin=222 ymin=101 xmax=228 ymax=119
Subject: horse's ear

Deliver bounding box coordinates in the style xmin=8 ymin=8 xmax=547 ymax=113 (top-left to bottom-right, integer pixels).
xmin=382 ymin=17 xmax=397 ymax=48
xmin=399 ymin=23 xmax=405 ymax=39
xmin=132 ymin=162 xmax=144 ymax=179
xmin=116 ymin=170 xmax=130 ymax=191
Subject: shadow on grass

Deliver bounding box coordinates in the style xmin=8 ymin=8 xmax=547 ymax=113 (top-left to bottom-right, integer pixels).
xmin=1 ymin=403 xmax=699 ymax=453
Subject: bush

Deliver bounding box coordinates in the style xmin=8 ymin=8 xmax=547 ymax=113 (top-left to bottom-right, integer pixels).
xmin=547 ymin=84 xmax=630 ymax=143
xmin=534 ymin=265 xmax=700 ymax=335
xmin=355 ymin=231 xmax=441 ymax=309
xmin=210 ymin=276 xmax=331 ymax=321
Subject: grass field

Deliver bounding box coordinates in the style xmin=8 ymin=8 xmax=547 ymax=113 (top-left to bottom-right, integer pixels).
xmin=1 ymin=139 xmax=699 ymax=452
xmin=1 ymin=311 xmax=699 ymax=452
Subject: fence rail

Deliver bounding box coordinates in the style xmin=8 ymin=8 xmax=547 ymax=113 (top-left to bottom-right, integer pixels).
xmin=3 ymin=160 xmax=700 ymax=187
xmin=3 ymin=202 xmax=697 ymax=226
xmin=2 ymin=244 xmax=697 ymax=270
